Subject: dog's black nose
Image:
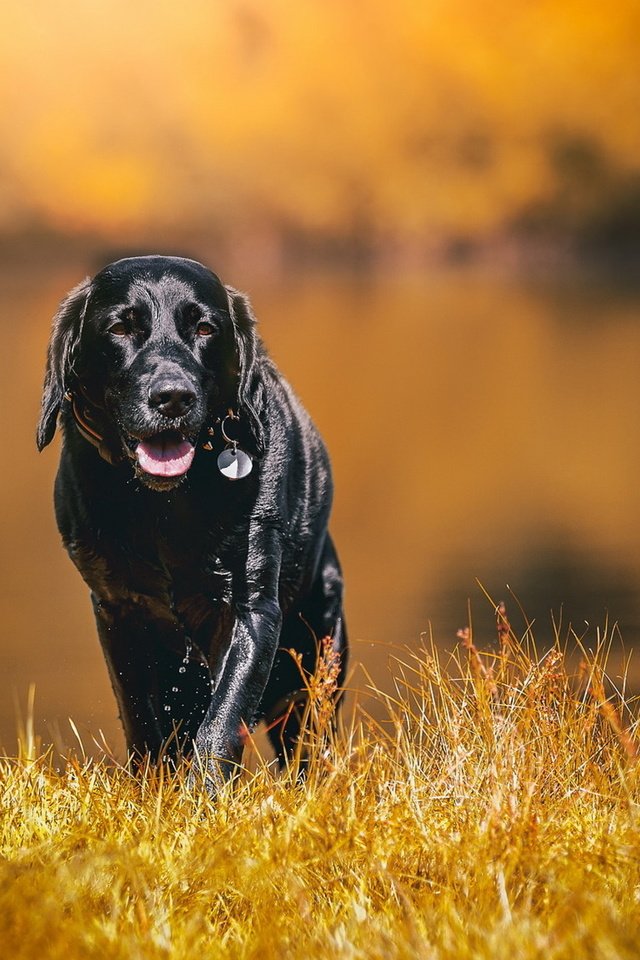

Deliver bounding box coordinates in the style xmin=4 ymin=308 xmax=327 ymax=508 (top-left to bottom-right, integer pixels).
xmin=149 ymin=380 xmax=197 ymax=418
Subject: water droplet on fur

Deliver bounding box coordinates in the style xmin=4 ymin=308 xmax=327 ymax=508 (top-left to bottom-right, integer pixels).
xmin=164 ymin=704 xmax=171 ymax=712
xmin=172 ymin=686 xmax=179 ymax=693
xmin=179 ymin=666 xmax=186 ymax=674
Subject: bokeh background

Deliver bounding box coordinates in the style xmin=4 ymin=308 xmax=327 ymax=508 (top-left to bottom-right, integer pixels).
xmin=2 ymin=0 xmax=640 ymax=753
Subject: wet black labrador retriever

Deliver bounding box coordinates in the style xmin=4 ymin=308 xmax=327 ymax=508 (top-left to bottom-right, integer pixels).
xmin=37 ymin=255 xmax=347 ymax=788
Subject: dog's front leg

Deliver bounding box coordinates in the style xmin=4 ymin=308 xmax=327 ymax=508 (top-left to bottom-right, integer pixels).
xmin=192 ymin=594 xmax=283 ymax=792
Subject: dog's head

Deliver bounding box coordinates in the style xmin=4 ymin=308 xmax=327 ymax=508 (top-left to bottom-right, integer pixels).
xmin=37 ymin=255 xmax=264 ymax=490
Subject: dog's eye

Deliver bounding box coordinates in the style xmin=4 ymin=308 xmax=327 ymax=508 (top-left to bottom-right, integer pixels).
xmin=196 ymin=321 xmax=215 ymax=337
xmin=109 ymin=308 xmax=137 ymax=336
xmin=109 ymin=321 xmax=128 ymax=336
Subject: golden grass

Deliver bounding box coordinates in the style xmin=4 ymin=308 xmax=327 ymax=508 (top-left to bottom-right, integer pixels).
xmin=2 ymin=612 xmax=640 ymax=959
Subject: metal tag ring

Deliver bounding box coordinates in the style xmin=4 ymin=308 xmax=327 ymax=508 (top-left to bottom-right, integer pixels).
xmin=220 ymin=410 xmax=240 ymax=445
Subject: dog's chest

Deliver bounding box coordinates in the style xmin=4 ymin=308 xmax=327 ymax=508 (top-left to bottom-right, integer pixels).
xmin=134 ymin=518 xmax=236 ymax=659
xmin=69 ymin=495 xmax=235 ymax=615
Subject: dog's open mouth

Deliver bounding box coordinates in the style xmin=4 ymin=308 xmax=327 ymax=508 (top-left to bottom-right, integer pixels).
xmin=135 ymin=431 xmax=196 ymax=478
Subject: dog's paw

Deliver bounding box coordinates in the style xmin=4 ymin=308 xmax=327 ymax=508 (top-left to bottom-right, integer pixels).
xmin=186 ymin=739 xmax=243 ymax=796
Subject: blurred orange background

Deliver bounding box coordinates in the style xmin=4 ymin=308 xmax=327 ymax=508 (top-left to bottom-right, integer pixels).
xmin=1 ymin=1 xmax=640 ymax=754
xmin=2 ymin=0 xmax=639 ymax=264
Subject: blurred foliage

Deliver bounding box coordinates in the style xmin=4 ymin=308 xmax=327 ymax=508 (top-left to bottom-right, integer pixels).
xmin=1 ymin=0 xmax=639 ymax=261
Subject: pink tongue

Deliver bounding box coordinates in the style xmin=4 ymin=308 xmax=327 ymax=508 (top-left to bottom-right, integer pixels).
xmin=135 ymin=437 xmax=195 ymax=477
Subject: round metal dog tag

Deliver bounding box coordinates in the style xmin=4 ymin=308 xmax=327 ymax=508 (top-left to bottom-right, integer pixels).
xmin=217 ymin=447 xmax=253 ymax=480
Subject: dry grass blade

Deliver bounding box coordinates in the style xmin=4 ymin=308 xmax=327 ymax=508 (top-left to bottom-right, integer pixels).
xmin=0 ymin=610 xmax=639 ymax=959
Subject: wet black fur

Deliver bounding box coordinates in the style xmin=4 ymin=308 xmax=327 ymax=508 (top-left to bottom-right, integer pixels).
xmin=37 ymin=255 xmax=347 ymax=787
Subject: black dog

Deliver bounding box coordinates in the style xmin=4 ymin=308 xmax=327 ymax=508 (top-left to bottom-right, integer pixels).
xmin=37 ymin=255 xmax=347 ymax=787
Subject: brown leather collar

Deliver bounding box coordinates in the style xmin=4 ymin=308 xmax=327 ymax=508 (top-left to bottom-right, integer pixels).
xmin=64 ymin=389 xmax=123 ymax=465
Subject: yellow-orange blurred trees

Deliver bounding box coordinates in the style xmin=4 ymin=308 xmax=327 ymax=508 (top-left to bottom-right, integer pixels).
xmin=1 ymin=0 xmax=639 ymax=253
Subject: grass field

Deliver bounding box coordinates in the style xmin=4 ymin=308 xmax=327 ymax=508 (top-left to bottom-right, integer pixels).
xmin=1 ymin=611 xmax=639 ymax=959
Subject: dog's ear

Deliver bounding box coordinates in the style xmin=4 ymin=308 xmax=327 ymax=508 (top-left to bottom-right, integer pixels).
xmin=36 ymin=278 xmax=91 ymax=451
xmin=225 ymin=285 xmax=265 ymax=456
